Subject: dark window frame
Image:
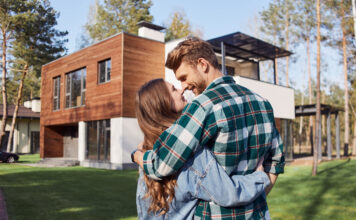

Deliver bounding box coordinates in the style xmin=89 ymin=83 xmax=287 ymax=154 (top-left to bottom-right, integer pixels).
xmin=65 ymin=67 xmax=86 ymax=109
xmin=85 ymin=119 xmax=111 ymax=161
xmin=98 ymin=58 xmax=111 ymax=84
xmin=53 ymin=76 xmax=61 ymax=111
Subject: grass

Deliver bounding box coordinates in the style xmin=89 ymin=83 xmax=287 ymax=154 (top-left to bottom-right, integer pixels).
xmin=1 ymin=155 xmax=356 ymax=219
xmin=0 ymin=155 xmax=139 ymax=220
xmin=17 ymin=153 xmax=41 ymax=163
xmin=268 ymin=158 xmax=356 ymax=220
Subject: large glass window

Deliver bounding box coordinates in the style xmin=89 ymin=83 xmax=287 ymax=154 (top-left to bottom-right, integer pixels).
xmin=98 ymin=59 xmax=111 ymax=84
xmin=53 ymin=76 xmax=61 ymax=111
xmin=65 ymin=68 xmax=86 ymax=108
xmin=86 ymin=119 xmax=110 ymax=161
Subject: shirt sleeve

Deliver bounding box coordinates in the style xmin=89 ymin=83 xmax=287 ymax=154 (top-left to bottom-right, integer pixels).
xmin=143 ymin=101 xmax=209 ymax=180
xmin=263 ymin=124 xmax=285 ymax=174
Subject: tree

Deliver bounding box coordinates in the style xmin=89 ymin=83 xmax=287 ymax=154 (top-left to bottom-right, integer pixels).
xmin=312 ymin=0 xmax=321 ymax=176
xmin=294 ymin=0 xmax=317 ymax=149
xmin=260 ymin=1 xmax=285 ymax=85
xmin=165 ymin=10 xmax=192 ymax=41
xmin=85 ymin=0 xmax=153 ymax=42
xmin=325 ymin=0 xmax=354 ymax=156
xmin=2 ymin=0 xmax=67 ymax=152
xmin=0 ymin=0 xmax=28 ymax=148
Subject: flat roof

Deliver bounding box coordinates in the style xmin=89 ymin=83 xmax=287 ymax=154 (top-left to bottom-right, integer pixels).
xmin=295 ymin=104 xmax=343 ymax=117
xmin=137 ymin=21 xmax=165 ymax=31
xmin=208 ymin=32 xmax=292 ymax=62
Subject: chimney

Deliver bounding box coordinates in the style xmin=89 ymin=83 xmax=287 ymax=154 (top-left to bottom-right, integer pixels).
xmin=31 ymin=98 xmax=41 ymax=113
xmin=24 ymin=100 xmax=32 ymax=108
xmin=137 ymin=21 xmax=165 ymax=42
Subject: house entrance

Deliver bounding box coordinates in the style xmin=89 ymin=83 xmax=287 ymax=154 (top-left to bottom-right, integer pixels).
xmin=63 ymin=125 xmax=78 ymax=158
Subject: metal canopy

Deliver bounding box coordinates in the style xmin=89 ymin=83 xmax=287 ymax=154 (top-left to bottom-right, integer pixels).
xmin=207 ymin=32 xmax=292 ymax=62
xmin=295 ymin=104 xmax=343 ymax=117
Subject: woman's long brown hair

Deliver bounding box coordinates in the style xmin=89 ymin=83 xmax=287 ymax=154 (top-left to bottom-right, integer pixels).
xmin=136 ymin=78 xmax=181 ymax=215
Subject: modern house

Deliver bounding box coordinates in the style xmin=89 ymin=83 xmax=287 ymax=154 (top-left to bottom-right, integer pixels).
xmin=40 ymin=22 xmax=295 ymax=169
xmin=0 ymin=99 xmax=40 ymax=154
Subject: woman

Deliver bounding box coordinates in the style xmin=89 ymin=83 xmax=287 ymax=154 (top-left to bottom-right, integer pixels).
xmin=135 ymin=78 xmax=270 ymax=219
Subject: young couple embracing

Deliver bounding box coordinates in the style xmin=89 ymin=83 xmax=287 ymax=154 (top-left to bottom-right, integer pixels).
xmin=132 ymin=37 xmax=285 ymax=220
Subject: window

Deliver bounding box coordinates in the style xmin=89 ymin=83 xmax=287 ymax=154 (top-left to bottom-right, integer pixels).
xmin=98 ymin=59 xmax=111 ymax=84
xmin=219 ymin=64 xmax=235 ymax=76
xmin=86 ymin=120 xmax=110 ymax=161
xmin=65 ymin=68 xmax=86 ymax=108
xmin=53 ymin=76 xmax=61 ymax=111
xmin=30 ymin=131 xmax=40 ymax=154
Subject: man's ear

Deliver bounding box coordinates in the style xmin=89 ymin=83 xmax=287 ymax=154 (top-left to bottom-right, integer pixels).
xmin=197 ymin=58 xmax=210 ymax=74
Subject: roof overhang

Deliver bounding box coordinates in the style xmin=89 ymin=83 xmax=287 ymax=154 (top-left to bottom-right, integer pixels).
xmin=208 ymin=32 xmax=293 ymax=62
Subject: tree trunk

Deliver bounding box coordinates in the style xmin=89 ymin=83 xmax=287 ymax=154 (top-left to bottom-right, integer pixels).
xmin=285 ymin=6 xmax=289 ymax=87
xmin=312 ymin=0 xmax=321 ymax=176
xmin=7 ymin=65 xmax=28 ymax=153
xmin=307 ymin=37 xmax=314 ymax=153
xmin=352 ymin=0 xmax=356 ymax=42
xmin=274 ymin=57 xmax=279 ymax=85
xmin=352 ymin=120 xmax=356 ymax=155
xmin=274 ymin=35 xmax=279 ymax=85
xmin=0 ymin=28 xmax=8 ymax=150
xmin=341 ymin=1 xmax=349 ymax=156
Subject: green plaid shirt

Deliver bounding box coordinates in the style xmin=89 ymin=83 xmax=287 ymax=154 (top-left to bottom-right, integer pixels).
xmin=143 ymin=76 xmax=285 ymax=219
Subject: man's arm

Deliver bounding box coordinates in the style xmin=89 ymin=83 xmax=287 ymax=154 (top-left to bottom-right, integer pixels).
xmin=140 ymin=101 xmax=209 ymax=180
xmin=263 ymin=122 xmax=285 ymax=195
xmin=265 ymin=173 xmax=278 ymax=195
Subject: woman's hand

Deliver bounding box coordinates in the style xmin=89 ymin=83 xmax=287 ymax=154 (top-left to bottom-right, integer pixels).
xmin=256 ymin=158 xmax=264 ymax=172
xmin=137 ymin=141 xmax=144 ymax=150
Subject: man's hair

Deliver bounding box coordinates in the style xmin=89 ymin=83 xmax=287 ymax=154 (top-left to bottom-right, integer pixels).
xmin=165 ymin=37 xmax=219 ymax=71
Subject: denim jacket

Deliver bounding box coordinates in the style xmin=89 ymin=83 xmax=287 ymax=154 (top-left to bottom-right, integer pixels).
xmin=136 ymin=149 xmax=271 ymax=220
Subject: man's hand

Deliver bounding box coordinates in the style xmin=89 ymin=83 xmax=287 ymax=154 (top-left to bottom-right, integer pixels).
xmin=256 ymin=158 xmax=278 ymax=196
xmin=132 ymin=141 xmax=144 ymax=168
xmin=133 ymin=150 xmax=144 ymax=168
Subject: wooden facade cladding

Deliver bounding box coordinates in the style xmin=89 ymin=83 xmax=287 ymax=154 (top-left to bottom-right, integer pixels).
xmin=40 ymin=33 xmax=165 ymax=157
xmin=122 ymin=34 xmax=165 ymax=117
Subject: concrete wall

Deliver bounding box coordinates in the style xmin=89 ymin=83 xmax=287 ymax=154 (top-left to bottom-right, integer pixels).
xmin=78 ymin=117 xmax=142 ymax=169
xmin=110 ymin=117 xmax=143 ymax=169
xmin=234 ymin=76 xmax=295 ymax=120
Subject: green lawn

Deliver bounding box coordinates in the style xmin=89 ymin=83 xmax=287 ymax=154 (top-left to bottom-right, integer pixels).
xmin=0 ymin=155 xmax=138 ymax=220
xmin=1 ymin=155 xmax=356 ymax=219
xmin=268 ymin=158 xmax=356 ymax=220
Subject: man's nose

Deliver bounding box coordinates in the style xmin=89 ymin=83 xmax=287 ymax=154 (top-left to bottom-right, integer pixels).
xmin=181 ymin=83 xmax=188 ymax=91
xmin=178 ymin=88 xmax=184 ymax=95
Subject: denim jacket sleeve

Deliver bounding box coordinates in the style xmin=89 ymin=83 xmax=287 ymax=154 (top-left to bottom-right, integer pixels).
xmin=177 ymin=148 xmax=271 ymax=207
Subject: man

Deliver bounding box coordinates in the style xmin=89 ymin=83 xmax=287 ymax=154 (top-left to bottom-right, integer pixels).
xmin=133 ymin=37 xmax=284 ymax=219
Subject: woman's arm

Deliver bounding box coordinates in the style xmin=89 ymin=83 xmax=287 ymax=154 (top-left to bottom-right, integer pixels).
xmin=177 ymin=149 xmax=270 ymax=207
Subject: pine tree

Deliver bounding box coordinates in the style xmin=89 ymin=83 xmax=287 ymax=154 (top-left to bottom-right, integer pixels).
xmin=325 ymin=0 xmax=355 ymax=156
xmin=313 ymin=0 xmax=321 ymax=176
xmin=1 ymin=0 xmax=67 ymax=152
xmin=85 ymin=0 xmax=153 ymax=42
xmin=165 ymin=10 xmax=192 ymax=42
xmin=260 ymin=0 xmax=287 ymax=85
xmin=0 ymin=0 xmax=30 ymax=147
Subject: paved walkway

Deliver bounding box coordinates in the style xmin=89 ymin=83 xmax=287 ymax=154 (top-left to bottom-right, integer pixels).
xmin=0 ymin=189 xmax=8 ymax=220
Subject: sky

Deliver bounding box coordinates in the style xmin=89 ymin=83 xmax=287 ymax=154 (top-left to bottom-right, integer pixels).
xmin=49 ymin=0 xmax=345 ymax=91
xmin=50 ymin=0 xmax=271 ymax=53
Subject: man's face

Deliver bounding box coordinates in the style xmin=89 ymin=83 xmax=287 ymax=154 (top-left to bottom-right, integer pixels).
xmin=175 ymin=61 xmax=207 ymax=95
xmin=165 ymin=82 xmax=187 ymax=112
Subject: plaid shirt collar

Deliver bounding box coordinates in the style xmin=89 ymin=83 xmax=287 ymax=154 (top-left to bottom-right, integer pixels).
xmin=205 ymin=75 xmax=236 ymax=92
